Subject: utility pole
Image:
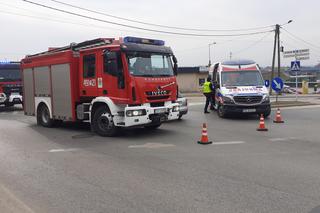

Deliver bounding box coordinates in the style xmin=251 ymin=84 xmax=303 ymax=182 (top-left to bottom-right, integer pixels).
xmin=270 ymin=20 xmax=292 ymax=95
xmin=277 ymin=24 xmax=281 ymax=78
xmin=270 ymin=25 xmax=278 ymax=94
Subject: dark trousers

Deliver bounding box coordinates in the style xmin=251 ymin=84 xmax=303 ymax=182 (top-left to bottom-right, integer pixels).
xmin=204 ymin=93 xmax=213 ymax=112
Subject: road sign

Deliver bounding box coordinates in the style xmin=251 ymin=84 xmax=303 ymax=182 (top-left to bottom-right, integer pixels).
xmin=271 ymin=77 xmax=284 ymax=92
xmin=284 ymin=49 xmax=309 ymax=60
xmin=291 ymin=61 xmax=300 ymax=71
xmin=295 ymin=56 xmax=310 ymax=61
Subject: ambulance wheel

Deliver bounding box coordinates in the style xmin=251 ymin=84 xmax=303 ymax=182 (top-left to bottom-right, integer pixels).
xmin=217 ymin=105 xmax=226 ymax=118
xmin=92 ymin=106 xmax=118 ymax=137
xmin=37 ymin=104 xmax=54 ymax=128
xmin=262 ymin=110 xmax=271 ymax=118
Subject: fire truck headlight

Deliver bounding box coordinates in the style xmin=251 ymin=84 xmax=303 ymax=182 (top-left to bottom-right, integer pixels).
xmin=126 ymin=109 xmax=147 ymax=117
xmin=172 ymin=105 xmax=180 ymax=112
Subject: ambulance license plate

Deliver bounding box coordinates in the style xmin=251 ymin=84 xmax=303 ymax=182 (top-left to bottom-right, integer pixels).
xmin=243 ymin=109 xmax=256 ymax=113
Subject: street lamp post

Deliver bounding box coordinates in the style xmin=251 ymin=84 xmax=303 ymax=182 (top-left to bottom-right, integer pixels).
xmin=208 ymin=42 xmax=216 ymax=67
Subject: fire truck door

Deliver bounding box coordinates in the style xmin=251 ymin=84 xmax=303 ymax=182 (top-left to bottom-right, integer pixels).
xmin=80 ymin=53 xmax=98 ymax=97
xmin=99 ymin=51 xmax=126 ymax=99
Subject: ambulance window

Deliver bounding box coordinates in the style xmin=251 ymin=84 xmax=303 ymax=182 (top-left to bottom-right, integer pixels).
xmin=83 ymin=54 xmax=96 ymax=78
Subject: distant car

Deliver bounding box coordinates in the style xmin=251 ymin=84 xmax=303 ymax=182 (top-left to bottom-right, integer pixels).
xmin=177 ymin=92 xmax=188 ymax=119
xmin=282 ymin=84 xmax=302 ymax=94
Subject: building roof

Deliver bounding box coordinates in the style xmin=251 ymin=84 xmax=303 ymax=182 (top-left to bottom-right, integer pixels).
xmin=177 ymin=66 xmax=209 ymax=74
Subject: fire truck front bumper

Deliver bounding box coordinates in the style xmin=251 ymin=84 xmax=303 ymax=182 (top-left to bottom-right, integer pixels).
xmin=117 ymin=102 xmax=180 ymax=127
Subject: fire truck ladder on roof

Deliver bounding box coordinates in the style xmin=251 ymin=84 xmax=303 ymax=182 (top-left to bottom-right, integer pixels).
xmin=26 ymin=38 xmax=114 ymax=58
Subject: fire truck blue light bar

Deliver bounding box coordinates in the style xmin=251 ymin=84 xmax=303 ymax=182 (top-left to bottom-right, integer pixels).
xmin=123 ymin=36 xmax=165 ymax=46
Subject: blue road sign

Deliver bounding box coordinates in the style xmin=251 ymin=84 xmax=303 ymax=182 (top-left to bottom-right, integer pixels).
xmin=265 ymin=80 xmax=270 ymax=87
xmin=271 ymin=77 xmax=284 ymax=92
xmin=291 ymin=61 xmax=300 ymax=71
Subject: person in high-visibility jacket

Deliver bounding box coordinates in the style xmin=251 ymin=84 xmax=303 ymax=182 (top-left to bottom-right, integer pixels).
xmin=203 ymin=76 xmax=214 ymax=113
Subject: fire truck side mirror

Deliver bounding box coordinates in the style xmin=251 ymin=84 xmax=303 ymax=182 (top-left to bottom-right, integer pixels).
xmin=172 ymin=55 xmax=178 ymax=76
xmin=173 ymin=64 xmax=178 ymax=76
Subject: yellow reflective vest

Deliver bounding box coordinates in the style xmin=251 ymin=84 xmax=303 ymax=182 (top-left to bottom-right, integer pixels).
xmin=203 ymin=81 xmax=212 ymax=93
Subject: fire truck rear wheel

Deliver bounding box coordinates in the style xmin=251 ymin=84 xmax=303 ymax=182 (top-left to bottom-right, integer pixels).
xmin=37 ymin=104 xmax=54 ymax=128
xmin=92 ymin=106 xmax=118 ymax=137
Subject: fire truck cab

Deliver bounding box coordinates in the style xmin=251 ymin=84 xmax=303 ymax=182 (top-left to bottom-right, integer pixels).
xmin=0 ymin=61 xmax=23 ymax=107
xmin=21 ymin=37 xmax=180 ymax=136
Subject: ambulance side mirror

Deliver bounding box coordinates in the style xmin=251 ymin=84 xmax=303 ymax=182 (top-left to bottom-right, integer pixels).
xmin=213 ymin=81 xmax=220 ymax=89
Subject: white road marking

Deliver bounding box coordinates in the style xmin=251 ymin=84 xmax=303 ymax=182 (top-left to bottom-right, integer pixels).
xmin=211 ymin=141 xmax=245 ymax=145
xmin=128 ymin=143 xmax=175 ymax=149
xmin=0 ymin=184 xmax=35 ymax=213
xmin=269 ymin=137 xmax=297 ymax=142
xmin=49 ymin=148 xmax=79 ymax=153
xmin=269 ymin=138 xmax=288 ymax=142
xmin=188 ymin=102 xmax=203 ymax=106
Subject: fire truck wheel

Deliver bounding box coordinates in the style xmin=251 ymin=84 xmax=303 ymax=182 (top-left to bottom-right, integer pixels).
xmin=144 ymin=123 xmax=161 ymax=130
xmin=92 ymin=106 xmax=118 ymax=137
xmin=37 ymin=104 xmax=54 ymax=128
xmin=5 ymin=103 xmax=14 ymax=107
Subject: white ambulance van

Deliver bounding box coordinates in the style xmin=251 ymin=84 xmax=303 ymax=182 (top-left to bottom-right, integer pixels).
xmin=209 ymin=60 xmax=270 ymax=118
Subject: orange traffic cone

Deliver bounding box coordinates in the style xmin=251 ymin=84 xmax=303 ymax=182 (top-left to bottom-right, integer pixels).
xmin=257 ymin=114 xmax=268 ymax=131
xmin=198 ymin=123 xmax=212 ymax=144
xmin=273 ymin=108 xmax=284 ymax=123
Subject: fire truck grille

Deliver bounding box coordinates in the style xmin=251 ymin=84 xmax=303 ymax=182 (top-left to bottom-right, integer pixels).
xmin=233 ymin=95 xmax=262 ymax=104
xmin=150 ymin=102 xmax=164 ymax=107
xmin=147 ymin=96 xmax=170 ymax=101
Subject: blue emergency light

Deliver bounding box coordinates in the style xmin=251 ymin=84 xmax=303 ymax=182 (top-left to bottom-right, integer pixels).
xmin=0 ymin=59 xmax=10 ymax=64
xmin=123 ymin=36 xmax=165 ymax=46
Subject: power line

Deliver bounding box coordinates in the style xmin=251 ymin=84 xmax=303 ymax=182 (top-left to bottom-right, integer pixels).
xmin=22 ymin=0 xmax=274 ymax=37
xmin=281 ymin=28 xmax=320 ymax=50
xmin=50 ymin=0 xmax=274 ymax=32
xmin=0 ymin=9 xmax=170 ymax=37
xmin=281 ymin=31 xmax=320 ymax=58
xmin=233 ymin=32 xmax=273 ymax=55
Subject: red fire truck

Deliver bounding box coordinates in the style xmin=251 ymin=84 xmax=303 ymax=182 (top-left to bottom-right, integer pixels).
xmin=0 ymin=61 xmax=23 ymax=107
xmin=21 ymin=37 xmax=180 ymax=136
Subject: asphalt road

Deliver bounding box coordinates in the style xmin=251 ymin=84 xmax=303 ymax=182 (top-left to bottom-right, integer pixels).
xmin=0 ymin=104 xmax=320 ymax=213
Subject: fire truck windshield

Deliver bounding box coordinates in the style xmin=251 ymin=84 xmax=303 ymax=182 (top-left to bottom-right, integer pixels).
xmin=221 ymin=70 xmax=264 ymax=87
xmin=0 ymin=68 xmax=21 ymax=82
xmin=126 ymin=52 xmax=174 ymax=77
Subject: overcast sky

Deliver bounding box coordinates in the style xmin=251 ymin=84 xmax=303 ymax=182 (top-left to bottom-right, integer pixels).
xmin=0 ymin=0 xmax=319 ymax=67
